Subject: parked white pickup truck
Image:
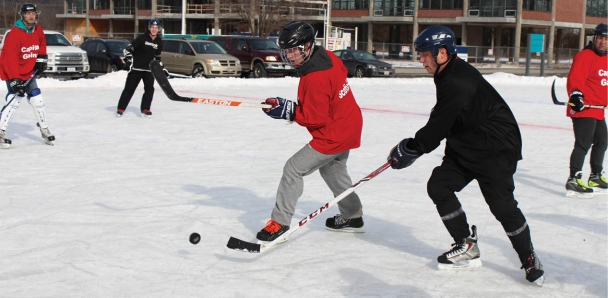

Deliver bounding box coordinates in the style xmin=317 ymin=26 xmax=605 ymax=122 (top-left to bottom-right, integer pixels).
xmin=0 ymin=30 xmax=90 ymax=79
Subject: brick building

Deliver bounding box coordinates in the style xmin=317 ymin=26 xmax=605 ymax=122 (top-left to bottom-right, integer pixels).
xmin=56 ymin=0 xmax=606 ymax=64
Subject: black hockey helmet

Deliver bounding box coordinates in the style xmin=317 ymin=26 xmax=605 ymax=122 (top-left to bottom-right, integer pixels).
xmin=592 ymin=23 xmax=607 ymax=55
xmin=278 ymin=22 xmax=315 ymax=50
xmin=20 ymin=3 xmax=38 ymax=18
xmin=414 ymin=25 xmax=457 ymax=57
xmin=278 ymin=22 xmax=316 ymax=67
xmin=149 ymin=19 xmax=161 ymax=29
xmin=594 ymin=23 xmax=607 ymax=37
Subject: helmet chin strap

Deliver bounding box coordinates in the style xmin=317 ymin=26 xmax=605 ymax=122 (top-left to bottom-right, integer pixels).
xmin=434 ymin=55 xmax=452 ymax=75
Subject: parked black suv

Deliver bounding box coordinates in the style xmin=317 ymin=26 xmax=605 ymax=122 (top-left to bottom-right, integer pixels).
xmin=208 ymin=36 xmax=296 ymax=78
xmin=80 ymin=38 xmax=130 ymax=73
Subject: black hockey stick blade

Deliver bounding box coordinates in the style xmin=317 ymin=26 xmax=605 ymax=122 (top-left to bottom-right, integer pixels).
xmin=551 ymin=79 xmax=566 ymax=105
xmin=149 ymin=60 xmax=193 ymax=102
xmin=226 ymin=237 xmax=262 ymax=253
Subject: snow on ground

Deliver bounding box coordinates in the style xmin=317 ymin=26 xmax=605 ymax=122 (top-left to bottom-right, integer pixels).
xmin=0 ymin=71 xmax=605 ymax=297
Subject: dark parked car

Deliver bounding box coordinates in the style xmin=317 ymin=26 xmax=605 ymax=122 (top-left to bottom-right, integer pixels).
xmin=334 ymin=49 xmax=395 ymax=78
xmin=208 ymin=36 xmax=296 ymax=78
xmin=80 ymin=38 xmax=130 ymax=73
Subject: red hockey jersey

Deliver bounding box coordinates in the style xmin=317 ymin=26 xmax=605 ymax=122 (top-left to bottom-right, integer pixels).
xmin=566 ymin=47 xmax=608 ymax=120
xmin=0 ymin=22 xmax=46 ymax=81
xmin=294 ymin=49 xmax=362 ymax=155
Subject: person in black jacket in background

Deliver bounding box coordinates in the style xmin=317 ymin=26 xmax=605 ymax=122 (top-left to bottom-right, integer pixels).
xmin=387 ymin=26 xmax=544 ymax=285
xmin=116 ymin=19 xmax=164 ymax=118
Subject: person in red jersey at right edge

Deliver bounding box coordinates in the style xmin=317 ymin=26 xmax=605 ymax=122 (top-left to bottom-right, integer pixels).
xmin=564 ymin=23 xmax=608 ymax=198
xmin=0 ymin=3 xmax=54 ymax=148
xmin=256 ymin=22 xmax=364 ymax=243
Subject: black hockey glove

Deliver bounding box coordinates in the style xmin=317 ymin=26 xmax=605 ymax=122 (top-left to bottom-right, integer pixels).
xmin=388 ymin=138 xmax=421 ymax=169
xmin=8 ymin=79 xmax=26 ymax=97
xmin=262 ymin=97 xmax=296 ymax=121
xmin=568 ymin=90 xmax=585 ymax=112
xmin=122 ymin=47 xmax=133 ymax=69
xmin=35 ymin=54 xmax=48 ymax=76
xmin=159 ymin=61 xmax=170 ymax=77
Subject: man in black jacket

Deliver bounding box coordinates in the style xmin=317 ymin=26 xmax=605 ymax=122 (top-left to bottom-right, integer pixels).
xmin=387 ymin=26 xmax=544 ymax=285
xmin=116 ymin=19 xmax=164 ymax=118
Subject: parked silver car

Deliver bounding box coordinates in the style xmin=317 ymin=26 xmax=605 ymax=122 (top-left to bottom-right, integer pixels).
xmin=161 ymin=39 xmax=241 ymax=78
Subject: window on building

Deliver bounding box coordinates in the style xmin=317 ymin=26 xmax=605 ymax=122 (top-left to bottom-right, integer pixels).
xmin=587 ymin=0 xmax=608 ymax=17
xmin=372 ymin=0 xmax=415 ymax=15
xmin=466 ymin=0 xmax=516 ymax=16
xmin=89 ymin=0 xmax=110 ymax=10
xmin=419 ymin=0 xmax=463 ymax=9
xmin=67 ymin=0 xmax=86 ymax=13
xmin=522 ymin=0 xmax=551 ymax=12
xmin=333 ymin=0 xmax=369 ymax=10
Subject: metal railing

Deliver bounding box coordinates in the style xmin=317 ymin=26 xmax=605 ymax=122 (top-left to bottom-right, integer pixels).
xmin=360 ymin=42 xmax=578 ymax=67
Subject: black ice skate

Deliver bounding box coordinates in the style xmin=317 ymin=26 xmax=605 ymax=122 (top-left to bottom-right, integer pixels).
xmin=521 ymin=251 xmax=544 ymax=286
xmin=588 ymin=172 xmax=608 ymax=192
xmin=141 ymin=109 xmax=152 ymax=119
xmin=437 ymin=225 xmax=482 ymax=270
xmin=256 ymin=219 xmax=289 ymax=243
xmin=325 ymin=214 xmax=364 ymax=233
xmin=566 ymin=171 xmax=593 ymax=198
xmin=0 ymin=129 xmax=12 ymax=149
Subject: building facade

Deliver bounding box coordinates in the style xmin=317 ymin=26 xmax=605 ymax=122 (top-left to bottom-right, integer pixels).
xmin=57 ymin=0 xmax=607 ymax=64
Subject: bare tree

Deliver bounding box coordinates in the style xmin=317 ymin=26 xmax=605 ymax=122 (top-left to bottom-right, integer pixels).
xmin=228 ymin=0 xmax=292 ymax=37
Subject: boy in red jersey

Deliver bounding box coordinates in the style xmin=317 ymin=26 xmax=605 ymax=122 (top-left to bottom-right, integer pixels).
xmin=564 ymin=23 xmax=608 ymax=197
xmin=256 ymin=22 xmax=364 ymax=242
xmin=0 ymin=3 xmax=54 ymax=148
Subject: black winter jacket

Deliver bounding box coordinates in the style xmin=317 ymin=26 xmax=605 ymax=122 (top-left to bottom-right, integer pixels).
xmin=129 ymin=30 xmax=162 ymax=71
xmin=412 ymin=56 xmax=522 ymax=175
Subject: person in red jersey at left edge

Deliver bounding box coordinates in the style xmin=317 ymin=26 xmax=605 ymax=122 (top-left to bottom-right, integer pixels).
xmin=564 ymin=23 xmax=608 ymax=196
xmin=0 ymin=3 xmax=54 ymax=148
xmin=256 ymin=22 xmax=364 ymax=243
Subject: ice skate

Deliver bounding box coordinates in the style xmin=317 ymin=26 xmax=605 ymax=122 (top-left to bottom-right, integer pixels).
xmin=38 ymin=125 xmax=55 ymax=146
xmin=437 ymin=225 xmax=482 ymax=270
xmin=0 ymin=130 xmax=12 ymax=149
xmin=256 ymin=219 xmax=289 ymax=244
xmin=116 ymin=109 xmax=124 ymax=118
xmin=325 ymin=214 xmax=364 ymax=233
xmin=588 ymin=172 xmax=608 ymax=193
xmin=565 ymin=171 xmax=594 ymax=198
xmin=141 ymin=109 xmax=152 ymax=119
xmin=521 ymin=251 xmax=544 ymax=286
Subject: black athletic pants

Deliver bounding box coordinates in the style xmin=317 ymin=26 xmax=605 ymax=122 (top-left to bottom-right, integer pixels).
xmin=569 ymin=117 xmax=607 ymax=177
xmin=427 ymin=157 xmax=533 ymax=263
xmin=117 ymin=70 xmax=155 ymax=112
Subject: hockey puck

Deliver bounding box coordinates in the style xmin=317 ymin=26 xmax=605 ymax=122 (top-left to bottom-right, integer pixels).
xmin=189 ymin=233 xmax=200 ymax=245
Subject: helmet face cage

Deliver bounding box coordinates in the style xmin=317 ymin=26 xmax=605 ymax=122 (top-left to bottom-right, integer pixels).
xmin=280 ymin=42 xmax=314 ymax=68
xmin=414 ymin=26 xmax=457 ymax=57
xmin=278 ymin=22 xmax=316 ymax=67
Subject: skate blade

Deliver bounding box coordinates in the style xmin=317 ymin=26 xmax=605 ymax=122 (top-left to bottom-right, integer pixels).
xmin=532 ymin=275 xmax=545 ymax=286
xmin=44 ymin=140 xmax=54 ymax=146
xmin=589 ymin=187 xmax=608 ymax=194
xmin=0 ymin=143 xmax=10 ymax=149
xmin=116 ymin=114 xmax=123 ymax=118
xmin=142 ymin=114 xmax=152 ymax=119
xmin=257 ymin=237 xmax=287 ymax=245
xmin=325 ymin=226 xmax=365 ymax=233
xmin=437 ymin=258 xmax=482 ymax=271
xmin=566 ymin=190 xmax=594 ymax=199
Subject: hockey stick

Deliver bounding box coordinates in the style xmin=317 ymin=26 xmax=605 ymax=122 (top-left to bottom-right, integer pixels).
xmin=551 ymin=79 xmax=607 ymax=109
xmin=550 ymin=79 xmax=566 ymax=105
xmin=149 ymin=60 xmax=271 ymax=108
xmin=226 ymin=161 xmax=393 ymax=253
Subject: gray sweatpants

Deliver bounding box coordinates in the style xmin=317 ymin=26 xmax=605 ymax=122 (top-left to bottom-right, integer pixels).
xmin=270 ymin=144 xmax=363 ymax=226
